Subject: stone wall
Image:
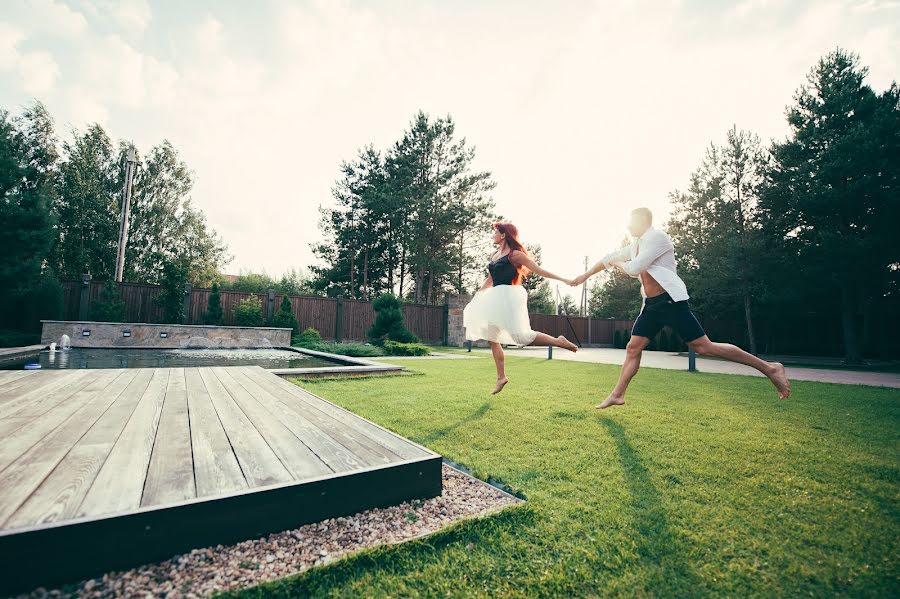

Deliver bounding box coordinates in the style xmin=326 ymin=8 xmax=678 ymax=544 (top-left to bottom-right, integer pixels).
xmin=40 ymin=321 xmax=292 ymax=349
xmin=445 ymin=294 xmax=470 ymax=347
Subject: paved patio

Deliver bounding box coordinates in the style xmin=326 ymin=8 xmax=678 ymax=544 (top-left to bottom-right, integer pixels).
xmin=470 ymin=346 xmax=900 ymax=388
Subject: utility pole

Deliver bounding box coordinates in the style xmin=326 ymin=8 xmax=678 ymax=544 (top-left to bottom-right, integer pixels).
xmin=114 ymin=145 xmax=139 ymax=283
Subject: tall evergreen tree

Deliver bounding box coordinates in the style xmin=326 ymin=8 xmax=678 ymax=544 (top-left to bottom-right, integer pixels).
xmin=668 ymin=126 xmax=769 ymax=353
xmin=760 ymin=49 xmax=900 ymax=362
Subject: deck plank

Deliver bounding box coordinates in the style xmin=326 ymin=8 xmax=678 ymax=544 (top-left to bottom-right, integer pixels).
xmin=0 ymin=370 xmax=94 ymax=418
xmin=77 ymin=369 xmax=170 ymax=518
xmin=142 ymin=368 xmax=195 ymax=507
xmin=235 ymin=367 xmax=400 ymax=466
xmin=242 ymin=367 xmax=430 ymax=460
xmin=197 ymin=368 xmax=292 ymax=488
xmin=0 ymin=370 xmax=140 ymax=525
xmin=222 ymin=368 xmax=370 ymax=473
xmin=184 ymin=368 xmax=247 ymax=498
xmin=5 ymin=370 xmax=154 ymax=529
xmin=0 ymin=371 xmax=38 ymax=388
xmin=0 ymin=370 xmax=123 ymax=473
xmin=211 ymin=368 xmax=333 ymax=480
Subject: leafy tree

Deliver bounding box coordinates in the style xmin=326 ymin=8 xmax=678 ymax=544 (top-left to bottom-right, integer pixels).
xmin=90 ymin=280 xmax=126 ymax=322
xmin=588 ymin=269 xmax=642 ymax=320
xmin=313 ymin=111 xmax=497 ymax=303
xmin=272 ymin=295 xmax=300 ymax=337
xmin=759 ymin=49 xmax=900 ymax=362
xmin=668 ymin=125 xmax=769 ymax=353
xmin=125 ymin=141 xmax=229 ymax=285
xmin=368 ymin=293 xmax=418 ymax=344
xmin=54 ymin=124 xmax=120 ymax=279
xmin=155 ymin=259 xmax=189 ymax=324
xmin=204 ymin=282 xmax=223 ymax=325
xmin=559 ymin=295 xmax=579 ymax=316
xmin=0 ymin=102 xmax=61 ymax=331
xmin=233 ymin=295 xmax=264 ymax=327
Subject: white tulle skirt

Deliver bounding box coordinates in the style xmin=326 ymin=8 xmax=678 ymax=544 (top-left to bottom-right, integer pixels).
xmin=464 ymin=285 xmax=538 ymax=346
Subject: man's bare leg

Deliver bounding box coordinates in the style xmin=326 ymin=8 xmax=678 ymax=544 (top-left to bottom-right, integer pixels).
xmin=599 ymin=335 xmax=651 ymax=409
xmin=531 ymin=332 xmax=578 ymax=352
xmin=489 ymin=342 xmax=508 ymax=394
xmin=688 ymin=336 xmax=791 ymax=399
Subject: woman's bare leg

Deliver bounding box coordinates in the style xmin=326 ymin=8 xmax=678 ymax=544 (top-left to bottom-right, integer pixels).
xmin=531 ymin=331 xmax=578 ymax=352
xmin=489 ymin=342 xmax=509 ymax=394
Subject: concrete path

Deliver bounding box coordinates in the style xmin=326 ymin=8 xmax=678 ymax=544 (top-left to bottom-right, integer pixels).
xmin=470 ymin=346 xmax=900 ymax=389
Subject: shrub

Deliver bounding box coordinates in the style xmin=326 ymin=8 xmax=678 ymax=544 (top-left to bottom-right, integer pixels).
xmin=297 ymin=340 xmax=385 ymax=357
xmin=272 ymin=296 xmax=299 ymax=336
xmin=657 ymin=331 xmax=669 ymax=353
xmin=233 ymin=295 xmax=263 ymax=327
xmin=368 ymin=293 xmax=419 ymax=345
xmin=90 ymin=280 xmax=126 ymax=323
xmin=156 ymin=261 xmax=189 ymax=324
xmin=613 ymin=330 xmax=623 ymax=349
xmin=294 ymin=327 xmax=322 ymax=345
xmin=204 ymin=283 xmax=223 ymax=325
xmin=24 ymin=271 xmax=64 ymax=331
xmin=383 ymin=340 xmax=430 ymax=356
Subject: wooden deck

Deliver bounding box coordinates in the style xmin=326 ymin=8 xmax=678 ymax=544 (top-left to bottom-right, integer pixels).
xmin=0 ymin=366 xmax=441 ymax=595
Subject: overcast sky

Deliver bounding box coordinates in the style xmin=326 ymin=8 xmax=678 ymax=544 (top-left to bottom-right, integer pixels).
xmin=2 ymin=0 xmax=898 ymax=298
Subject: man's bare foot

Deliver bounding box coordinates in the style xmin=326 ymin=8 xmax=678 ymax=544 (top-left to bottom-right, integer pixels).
xmin=492 ymin=377 xmax=509 ymax=395
xmin=596 ymin=394 xmax=625 ymax=409
xmin=768 ymin=362 xmax=791 ymax=399
xmin=557 ymin=335 xmax=578 ymax=352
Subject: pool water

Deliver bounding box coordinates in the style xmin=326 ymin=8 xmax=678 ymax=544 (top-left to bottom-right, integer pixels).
xmin=1 ymin=348 xmax=341 ymax=370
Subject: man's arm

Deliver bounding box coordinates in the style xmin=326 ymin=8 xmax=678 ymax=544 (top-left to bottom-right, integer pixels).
xmin=573 ymin=243 xmax=633 ymax=285
xmin=616 ymin=233 xmax=671 ymax=276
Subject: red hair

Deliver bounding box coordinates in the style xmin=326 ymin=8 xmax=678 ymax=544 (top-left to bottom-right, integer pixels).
xmin=494 ymin=222 xmax=530 ymax=285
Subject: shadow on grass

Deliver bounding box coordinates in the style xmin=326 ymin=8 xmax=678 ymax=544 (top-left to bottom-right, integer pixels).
xmin=420 ymin=402 xmax=492 ymax=445
xmin=220 ymin=504 xmax=536 ymax=598
xmin=600 ymin=419 xmax=706 ymax=594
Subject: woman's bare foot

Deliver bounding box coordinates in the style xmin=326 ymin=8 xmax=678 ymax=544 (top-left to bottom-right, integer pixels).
xmin=557 ymin=335 xmax=578 ymax=352
xmin=492 ymin=377 xmax=509 ymax=395
xmin=596 ymin=393 xmax=625 ymax=409
xmin=768 ymin=362 xmax=791 ymax=399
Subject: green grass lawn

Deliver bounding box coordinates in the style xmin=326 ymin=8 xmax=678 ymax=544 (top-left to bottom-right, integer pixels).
xmin=225 ymin=356 xmax=899 ymax=598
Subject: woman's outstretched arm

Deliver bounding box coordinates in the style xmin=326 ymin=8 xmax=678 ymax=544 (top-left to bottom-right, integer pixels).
xmin=509 ymin=251 xmax=575 ymax=285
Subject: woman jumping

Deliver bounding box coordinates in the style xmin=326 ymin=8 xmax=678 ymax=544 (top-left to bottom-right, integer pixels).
xmin=464 ymin=222 xmax=578 ymax=394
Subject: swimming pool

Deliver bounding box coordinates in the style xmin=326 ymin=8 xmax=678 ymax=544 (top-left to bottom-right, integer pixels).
xmin=0 ymin=347 xmax=343 ymax=370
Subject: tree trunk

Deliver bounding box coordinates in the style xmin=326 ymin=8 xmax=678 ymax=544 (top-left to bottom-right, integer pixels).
xmin=839 ymin=278 xmax=862 ymax=363
xmin=743 ymin=293 xmax=757 ymax=355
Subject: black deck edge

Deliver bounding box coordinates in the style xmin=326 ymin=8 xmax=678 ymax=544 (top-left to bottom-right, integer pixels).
xmin=0 ymin=455 xmax=442 ymax=596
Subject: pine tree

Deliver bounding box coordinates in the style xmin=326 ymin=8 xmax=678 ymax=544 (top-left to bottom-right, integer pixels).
xmin=204 ymin=282 xmax=223 ymax=325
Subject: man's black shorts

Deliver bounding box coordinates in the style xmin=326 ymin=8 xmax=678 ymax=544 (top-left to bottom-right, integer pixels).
xmin=631 ymin=293 xmax=705 ymax=343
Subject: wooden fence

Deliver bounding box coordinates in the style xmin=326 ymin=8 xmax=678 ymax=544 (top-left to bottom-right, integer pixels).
xmin=60 ymin=280 xmax=447 ymax=344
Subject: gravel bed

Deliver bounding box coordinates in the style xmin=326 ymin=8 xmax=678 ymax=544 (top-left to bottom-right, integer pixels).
xmin=18 ymin=465 xmax=520 ymax=599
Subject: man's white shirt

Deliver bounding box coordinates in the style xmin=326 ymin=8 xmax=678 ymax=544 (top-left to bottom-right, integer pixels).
xmin=601 ymin=227 xmax=690 ymax=302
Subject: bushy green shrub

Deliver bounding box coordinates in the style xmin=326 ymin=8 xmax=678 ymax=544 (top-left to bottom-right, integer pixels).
xmin=90 ymin=280 xmax=126 ymax=323
xmin=204 ymin=283 xmax=223 ymax=325
xmin=613 ymin=330 xmax=623 ymax=349
xmin=233 ymin=295 xmax=263 ymax=327
xmin=368 ymin=293 xmax=419 ymax=345
xmin=272 ymin=296 xmax=299 ymax=336
xmin=156 ymin=261 xmax=189 ymax=324
xmin=298 ymin=340 xmax=385 ymax=357
xmin=293 ymin=327 xmax=322 ymax=345
xmin=383 ymin=340 xmax=430 ymax=356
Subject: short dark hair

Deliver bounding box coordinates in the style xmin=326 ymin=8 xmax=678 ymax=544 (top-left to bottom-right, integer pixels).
xmin=632 ymin=207 xmax=653 ymax=225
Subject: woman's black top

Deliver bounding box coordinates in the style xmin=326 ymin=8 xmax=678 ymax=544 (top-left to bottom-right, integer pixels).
xmin=488 ymin=253 xmax=518 ymax=286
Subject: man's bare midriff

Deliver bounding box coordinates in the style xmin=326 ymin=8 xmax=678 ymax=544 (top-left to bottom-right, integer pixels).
xmin=640 ymin=271 xmax=666 ymax=298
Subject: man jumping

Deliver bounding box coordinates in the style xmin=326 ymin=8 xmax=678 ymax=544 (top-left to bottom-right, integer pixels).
xmin=573 ymin=207 xmax=791 ymax=409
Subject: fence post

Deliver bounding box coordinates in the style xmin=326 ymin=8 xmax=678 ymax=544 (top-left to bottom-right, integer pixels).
xmin=688 ymin=347 xmax=697 ymax=372
xmin=442 ymin=293 xmax=450 ymax=346
xmin=266 ymin=289 xmax=276 ymax=325
xmin=182 ymin=283 xmax=193 ymax=324
xmin=78 ymin=274 xmax=91 ymax=320
xmin=335 ymin=296 xmax=344 ymax=343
